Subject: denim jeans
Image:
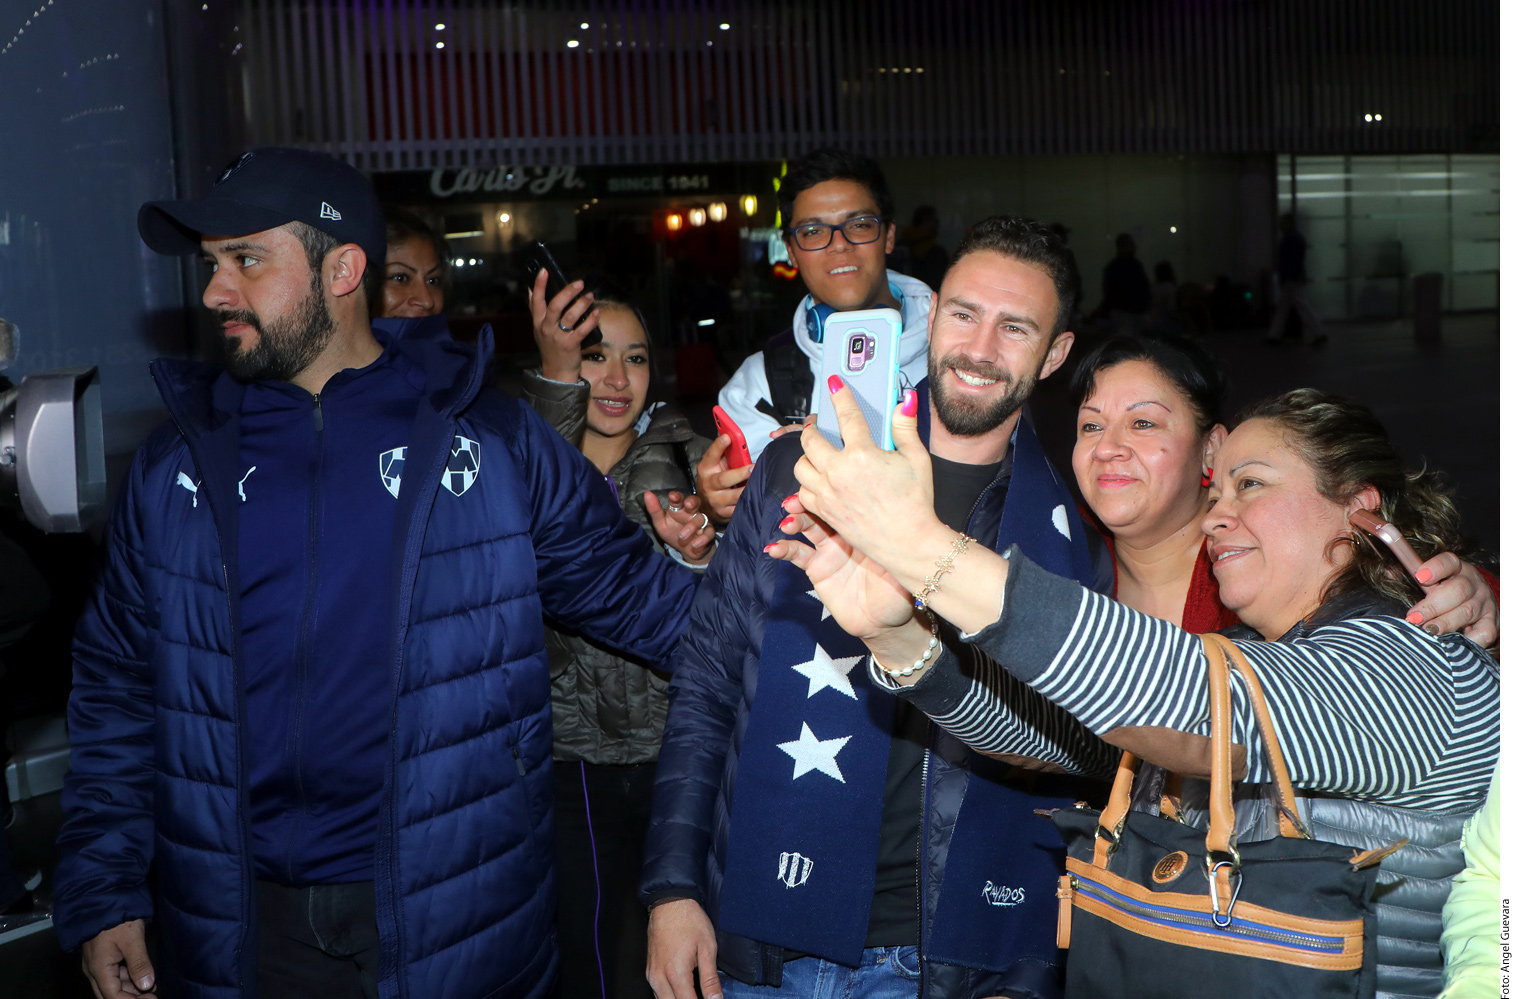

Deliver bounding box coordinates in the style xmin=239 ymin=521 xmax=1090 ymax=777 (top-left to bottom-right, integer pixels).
xmin=719 ymin=946 xmax=921 ymax=999
xmin=255 ymin=879 xmax=381 ymax=999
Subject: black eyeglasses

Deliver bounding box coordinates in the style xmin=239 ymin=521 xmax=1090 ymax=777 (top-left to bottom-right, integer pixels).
xmin=786 ymin=216 xmax=888 ymax=251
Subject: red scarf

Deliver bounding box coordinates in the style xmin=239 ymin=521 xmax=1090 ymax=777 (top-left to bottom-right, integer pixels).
xmin=1085 ymin=506 xmax=1240 ymax=634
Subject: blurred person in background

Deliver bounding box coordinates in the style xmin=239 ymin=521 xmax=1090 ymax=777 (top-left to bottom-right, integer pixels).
xmin=1266 ymin=213 xmax=1327 ymax=345
xmin=1097 ymin=232 xmax=1151 ymax=335
xmin=700 ymin=148 xmax=935 ymax=523
xmin=1148 ymin=260 xmax=1180 ymax=333
xmin=52 ymin=147 xmax=695 ymax=999
xmin=525 ymin=268 xmax=715 ymax=999
xmin=903 ymin=205 xmax=949 ymax=292
xmin=379 ymin=206 xmax=447 ymax=319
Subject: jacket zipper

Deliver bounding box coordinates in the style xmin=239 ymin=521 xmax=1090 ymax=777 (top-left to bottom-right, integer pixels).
xmin=915 ymin=739 xmax=931 ymax=999
xmin=284 ymin=392 xmax=323 ymax=880
xmin=1068 ymin=872 xmax=1349 ymax=953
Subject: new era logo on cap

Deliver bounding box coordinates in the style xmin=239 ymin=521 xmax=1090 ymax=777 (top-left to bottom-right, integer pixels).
xmin=137 ymin=147 xmax=386 ymax=269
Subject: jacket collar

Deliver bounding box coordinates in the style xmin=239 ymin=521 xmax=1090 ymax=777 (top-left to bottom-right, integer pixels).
xmin=149 ymin=320 xmax=492 ymax=440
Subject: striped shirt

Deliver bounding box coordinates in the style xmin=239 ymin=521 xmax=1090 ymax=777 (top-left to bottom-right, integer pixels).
xmin=873 ymin=549 xmax=1499 ymax=813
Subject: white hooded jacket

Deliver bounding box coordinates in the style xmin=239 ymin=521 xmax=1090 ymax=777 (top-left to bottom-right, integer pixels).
xmin=717 ymin=269 xmax=934 ymax=459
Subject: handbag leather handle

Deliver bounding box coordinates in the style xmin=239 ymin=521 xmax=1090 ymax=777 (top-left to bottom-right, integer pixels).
xmin=1202 ymin=634 xmax=1308 ymax=864
xmin=1203 ymin=635 xmax=1240 ymax=860
xmin=1093 ymin=752 xmax=1141 ymax=868
xmin=1210 ymin=634 xmax=1308 ymax=839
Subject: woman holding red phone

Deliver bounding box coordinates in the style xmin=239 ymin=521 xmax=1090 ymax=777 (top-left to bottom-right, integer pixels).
xmin=524 ymin=271 xmax=715 ymax=999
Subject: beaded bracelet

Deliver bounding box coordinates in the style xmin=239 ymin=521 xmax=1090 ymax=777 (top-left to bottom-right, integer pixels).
xmin=912 ymin=531 xmax=971 ymax=609
xmin=876 ymin=613 xmax=940 ymax=679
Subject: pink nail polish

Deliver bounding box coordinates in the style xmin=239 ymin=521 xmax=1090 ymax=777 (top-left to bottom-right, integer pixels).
xmin=827 ymin=374 xmax=843 ymax=394
xmin=1406 ymin=610 xmax=1423 ymax=626
xmin=763 ymin=543 xmax=780 ymax=553
xmin=1415 ymin=567 xmax=1432 ymax=584
xmin=901 ymin=389 xmax=918 ymax=418
xmin=783 ymin=493 xmax=799 ymax=506
xmin=779 ymin=516 xmax=797 ymax=530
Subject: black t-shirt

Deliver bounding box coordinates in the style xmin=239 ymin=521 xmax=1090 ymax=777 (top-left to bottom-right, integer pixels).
xmin=862 ymin=452 xmax=1002 ymax=947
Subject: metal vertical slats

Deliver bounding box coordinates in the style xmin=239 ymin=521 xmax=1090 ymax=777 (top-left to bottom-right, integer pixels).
xmin=236 ymin=0 xmax=1494 ymax=169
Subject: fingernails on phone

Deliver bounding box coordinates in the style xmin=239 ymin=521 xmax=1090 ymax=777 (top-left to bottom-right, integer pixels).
xmin=901 ymin=389 xmax=918 ymax=418
xmin=1406 ymin=610 xmax=1423 ymax=626
xmin=827 ymin=374 xmax=843 ymax=394
xmin=1415 ymin=567 xmax=1432 ymax=584
xmin=779 ymin=516 xmax=797 ymax=530
xmin=1424 ymin=623 xmax=1442 ymax=636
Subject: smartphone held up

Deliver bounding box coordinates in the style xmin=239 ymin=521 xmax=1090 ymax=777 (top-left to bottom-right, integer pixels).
xmin=816 ymin=308 xmax=904 ymax=450
xmin=522 ymin=240 xmax=602 ymax=348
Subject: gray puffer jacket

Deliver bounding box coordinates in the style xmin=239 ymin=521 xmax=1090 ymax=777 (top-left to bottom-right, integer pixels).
xmin=521 ymin=369 xmax=711 ymax=764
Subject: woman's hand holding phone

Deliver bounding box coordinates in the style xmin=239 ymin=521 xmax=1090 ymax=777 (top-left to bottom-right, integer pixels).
xmin=694 ymin=435 xmax=754 ymax=525
xmin=527 ymin=267 xmax=599 ymax=384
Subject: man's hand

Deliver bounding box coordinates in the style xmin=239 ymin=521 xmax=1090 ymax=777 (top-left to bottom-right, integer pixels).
xmin=1406 ymin=552 xmax=1499 ymax=652
xmin=645 ymin=491 xmax=717 ymax=565
xmin=82 ymin=919 xmax=155 ymax=998
xmin=647 ymin=898 xmax=722 ymax=999
xmin=695 ymin=436 xmax=753 ymax=525
xmin=527 ymin=268 xmax=598 ymax=384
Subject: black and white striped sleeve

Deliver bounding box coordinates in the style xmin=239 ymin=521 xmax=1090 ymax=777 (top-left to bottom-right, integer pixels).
xmin=870 ymin=632 xmax=1120 ymax=777
xmin=937 ymin=546 xmax=1501 ymax=812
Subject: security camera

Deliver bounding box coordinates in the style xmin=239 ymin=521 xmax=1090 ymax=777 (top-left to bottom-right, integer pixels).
xmin=0 ymin=366 xmax=106 ymax=533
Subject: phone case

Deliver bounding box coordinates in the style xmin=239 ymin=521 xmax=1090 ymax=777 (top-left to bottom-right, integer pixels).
xmin=712 ymin=405 xmax=753 ymax=468
xmin=817 ymin=308 xmax=904 ymax=450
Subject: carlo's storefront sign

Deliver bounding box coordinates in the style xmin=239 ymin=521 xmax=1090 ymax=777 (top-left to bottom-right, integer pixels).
xmin=372 ymin=162 xmax=757 ymax=204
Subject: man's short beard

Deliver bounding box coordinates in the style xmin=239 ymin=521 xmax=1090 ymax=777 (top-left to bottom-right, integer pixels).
xmin=218 ymin=270 xmax=336 ymax=383
xmin=927 ymin=348 xmax=1041 ymax=438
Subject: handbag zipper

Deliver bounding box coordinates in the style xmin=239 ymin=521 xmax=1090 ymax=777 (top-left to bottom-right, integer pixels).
xmin=1069 ymin=872 xmax=1348 ymax=954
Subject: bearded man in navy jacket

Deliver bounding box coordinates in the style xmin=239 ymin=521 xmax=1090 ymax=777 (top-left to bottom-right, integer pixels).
xmin=52 ymin=148 xmax=695 ymax=999
xmin=641 ymin=218 xmax=1115 ymax=999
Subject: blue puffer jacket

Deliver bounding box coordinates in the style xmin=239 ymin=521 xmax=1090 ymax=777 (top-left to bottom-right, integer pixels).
xmin=53 ymin=324 xmax=697 ymax=999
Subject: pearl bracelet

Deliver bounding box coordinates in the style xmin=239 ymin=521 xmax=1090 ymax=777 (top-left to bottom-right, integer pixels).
xmin=877 ymin=613 xmax=940 ymax=679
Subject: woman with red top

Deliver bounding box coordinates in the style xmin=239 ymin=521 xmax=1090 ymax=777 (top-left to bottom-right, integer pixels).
xmin=1067 ymin=332 xmax=1497 ymax=642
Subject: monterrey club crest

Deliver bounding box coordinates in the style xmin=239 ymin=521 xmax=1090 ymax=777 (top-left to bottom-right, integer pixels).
xmin=379 ymin=447 xmax=407 ymax=499
xmin=443 ymin=436 xmax=482 ymax=496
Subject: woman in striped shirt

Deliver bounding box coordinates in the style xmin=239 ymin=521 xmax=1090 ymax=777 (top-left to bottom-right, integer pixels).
xmin=771 ymin=386 xmax=1498 ymax=996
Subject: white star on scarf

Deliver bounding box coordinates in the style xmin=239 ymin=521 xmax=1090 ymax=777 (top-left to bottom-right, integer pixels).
xmin=806 ymin=589 xmax=832 ymax=621
xmin=791 ymin=643 xmax=862 ymax=700
xmin=776 ymin=722 xmax=851 ymax=783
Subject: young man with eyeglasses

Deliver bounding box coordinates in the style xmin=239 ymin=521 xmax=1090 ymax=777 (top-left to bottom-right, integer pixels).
xmin=694 ymin=149 xmax=934 ymax=523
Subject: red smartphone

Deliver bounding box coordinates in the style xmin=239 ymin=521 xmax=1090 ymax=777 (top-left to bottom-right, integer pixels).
xmin=712 ymin=405 xmax=753 ymax=469
xmin=1349 ymin=510 xmax=1424 ymax=576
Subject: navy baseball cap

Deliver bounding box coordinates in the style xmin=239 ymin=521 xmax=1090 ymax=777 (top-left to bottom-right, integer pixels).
xmin=138 ymin=147 xmax=387 ymax=268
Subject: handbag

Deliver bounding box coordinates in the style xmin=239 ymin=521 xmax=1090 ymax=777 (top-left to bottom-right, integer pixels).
xmin=1050 ymin=633 xmax=1404 ymax=999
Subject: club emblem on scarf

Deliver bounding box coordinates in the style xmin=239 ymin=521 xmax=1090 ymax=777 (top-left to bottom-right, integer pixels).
xmin=778 ymin=852 xmax=813 ymax=888
xmin=443 ymin=436 xmax=481 ymax=496
xmin=379 ymin=447 xmax=407 ymax=499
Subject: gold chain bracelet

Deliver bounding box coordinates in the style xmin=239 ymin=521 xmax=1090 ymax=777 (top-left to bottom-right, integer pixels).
xmin=912 ymin=532 xmax=971 ymax=609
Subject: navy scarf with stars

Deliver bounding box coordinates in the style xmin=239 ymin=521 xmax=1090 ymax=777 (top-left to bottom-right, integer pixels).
xmin=719 ymin=402 xmax=1096 ymax=966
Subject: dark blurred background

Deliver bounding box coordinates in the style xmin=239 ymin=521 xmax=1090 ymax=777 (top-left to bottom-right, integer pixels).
xmin=0 ymin=1 xmax=1499 ymax=990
